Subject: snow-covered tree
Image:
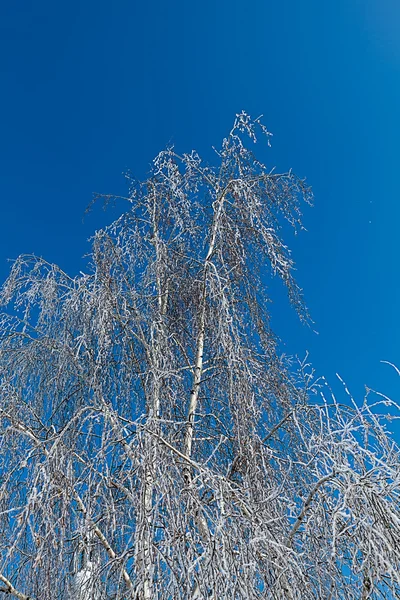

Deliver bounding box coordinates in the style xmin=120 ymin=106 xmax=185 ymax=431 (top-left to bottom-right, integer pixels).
xmin=0 ymin=113 xmax=399 ymax=599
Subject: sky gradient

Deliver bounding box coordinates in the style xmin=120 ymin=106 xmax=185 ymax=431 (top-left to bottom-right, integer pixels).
xmin=1 ymin=0 xmax=399 ymax=430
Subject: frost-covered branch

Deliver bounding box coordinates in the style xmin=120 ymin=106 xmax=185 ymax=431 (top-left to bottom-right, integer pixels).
xmin=0 ymin=573 xmax=32 ymax=600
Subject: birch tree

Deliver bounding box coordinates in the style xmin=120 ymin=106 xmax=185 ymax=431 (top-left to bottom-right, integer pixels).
xmin=0 ymin=112 xmax=399 ymax=599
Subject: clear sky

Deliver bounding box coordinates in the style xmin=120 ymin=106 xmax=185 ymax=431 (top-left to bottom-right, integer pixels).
xmin=1 ymin=1 xmax=399 ymax=430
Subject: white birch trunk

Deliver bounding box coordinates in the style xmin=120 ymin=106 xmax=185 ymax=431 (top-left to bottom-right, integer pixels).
xmin=140 ymin=195 xmax=163 ymax=599
xmin=71 ymin=560 xmax=98 ymax=600
xmin=183 ymin=187 xmax=228 ymax=462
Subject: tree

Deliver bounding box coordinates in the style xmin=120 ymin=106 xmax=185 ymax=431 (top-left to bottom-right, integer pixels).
xmin=0 ymin=112 xmax=399 ymax=600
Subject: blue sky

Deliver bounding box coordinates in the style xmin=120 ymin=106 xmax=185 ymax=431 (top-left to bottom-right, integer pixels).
xmin=1 ymin=0 xmax=399 ymax=429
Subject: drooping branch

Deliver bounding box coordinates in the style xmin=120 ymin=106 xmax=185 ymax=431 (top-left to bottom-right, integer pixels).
xmin=287 ymin=472 xmax=336 ymax=546
xmin=1 ymin=409 xmax=134 ymax=595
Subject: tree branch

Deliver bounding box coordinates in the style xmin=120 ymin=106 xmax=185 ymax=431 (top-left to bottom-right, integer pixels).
xmin=0 ymin=573 xmax=31 ymax=600
xmin=287 ymin=472 xmax=335 ymax=546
